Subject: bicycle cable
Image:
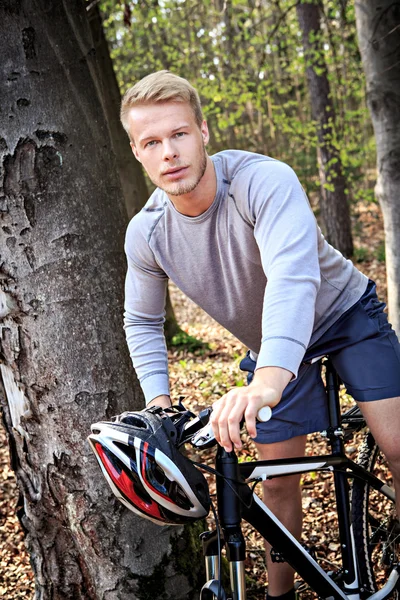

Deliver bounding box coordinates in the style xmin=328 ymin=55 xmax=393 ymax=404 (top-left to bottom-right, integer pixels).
xmin=192 ymin=461 xmax=262 ymax=511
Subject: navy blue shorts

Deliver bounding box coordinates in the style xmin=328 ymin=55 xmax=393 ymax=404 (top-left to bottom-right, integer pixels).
xmin=240 ymin=280 xmax=400 ymax=444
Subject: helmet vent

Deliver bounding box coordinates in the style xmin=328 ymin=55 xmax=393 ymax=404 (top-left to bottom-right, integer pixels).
xmin=113 ymin=441 xmax=136 ymax=461
xmin=153 ymin=465 xmax=166 ymax=485
xmin=120 ymin=415 xmax=148 ymax=429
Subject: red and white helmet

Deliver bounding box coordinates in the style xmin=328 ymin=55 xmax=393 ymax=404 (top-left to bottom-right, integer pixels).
xmin=88 ymin=407 xmax=210 ymax=525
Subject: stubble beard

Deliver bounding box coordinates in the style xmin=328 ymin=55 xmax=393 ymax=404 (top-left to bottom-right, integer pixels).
xmin=157 ymin=144 xmax=208 ymax=197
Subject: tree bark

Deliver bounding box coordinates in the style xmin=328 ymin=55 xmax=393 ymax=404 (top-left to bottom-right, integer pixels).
xmin=297 ymin=0 xmax=354 ymax=257
xmin=88 ymin=3 xmax=183 ymax=344
xmin=0 ymin=1 xmax=203 ymax=598
xmin=355 ymin=1 xmax=400 ymax=332
xmin=87 ymin=2 xmax=148 ymax=220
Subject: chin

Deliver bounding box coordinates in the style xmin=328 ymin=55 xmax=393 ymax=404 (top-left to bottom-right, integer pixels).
xmin=168 ymin=184 xmax=197 ymax=197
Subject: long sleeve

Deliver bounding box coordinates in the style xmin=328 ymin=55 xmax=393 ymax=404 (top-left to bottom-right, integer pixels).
xmin=237 ymin=160 xmax=321 ymax=376
xmin=124 ymin=218 xmax=170 ymax=403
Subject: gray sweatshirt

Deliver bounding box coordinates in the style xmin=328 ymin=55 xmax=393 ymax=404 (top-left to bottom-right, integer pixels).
xmin=124 ymin=150 xmax=368 ymax=403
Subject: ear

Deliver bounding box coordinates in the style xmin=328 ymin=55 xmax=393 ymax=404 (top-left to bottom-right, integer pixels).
xmin=130 ymin=141 xmax=141 ymax=163
xmin=201 ymin=119 xmax=210 ymax=145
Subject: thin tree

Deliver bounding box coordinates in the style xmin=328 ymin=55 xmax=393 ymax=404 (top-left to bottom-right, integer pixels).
xmin=355 ymin=1 xmax=400 ymax=332
xmin=0 ymin=1 xmax=202 ymax=598
xmin=296 ymin=0 xmax=354 ymax=257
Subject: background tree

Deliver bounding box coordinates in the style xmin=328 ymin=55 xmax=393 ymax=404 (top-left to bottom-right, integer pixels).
xmin=0 ymin=1 xmax=203 ymax=598
xmin=296 ymin=0 xmax=353 ymax=256
xmin=355 ymin=0 xmax=400 ymax=331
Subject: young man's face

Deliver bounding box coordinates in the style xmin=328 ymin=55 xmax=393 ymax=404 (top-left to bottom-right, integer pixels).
xmin=127 ymin=101 xmax=209 ymax=198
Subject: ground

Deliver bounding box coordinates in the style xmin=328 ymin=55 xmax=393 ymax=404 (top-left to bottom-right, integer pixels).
xmin=0 ymin=199 xmax=390 ymax=598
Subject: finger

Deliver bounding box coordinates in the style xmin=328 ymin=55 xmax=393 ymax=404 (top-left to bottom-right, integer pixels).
xmin=210 ymin=397 xmax=225 ymax=444
xmin=217 ymin=392 xmax=238 ymax=452
xmin=227 ymin=397 xmax=248 ymax=449
xmin=217 ymin=405 xmax=233 ymax=452
xmin=244 ymin=401 xmax=260 ymax=438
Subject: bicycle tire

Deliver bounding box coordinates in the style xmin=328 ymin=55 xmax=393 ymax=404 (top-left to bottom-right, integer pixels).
xmin=351 ymin=431 xmax=399 ymax=599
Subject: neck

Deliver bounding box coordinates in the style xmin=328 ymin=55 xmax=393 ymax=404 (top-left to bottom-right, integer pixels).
xmin=167 ymin=156 xmax=216 ymax=217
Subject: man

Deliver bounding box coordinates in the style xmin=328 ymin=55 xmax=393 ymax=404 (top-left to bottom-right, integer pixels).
xmin=120 ymin=70 xmax=400 ymax=600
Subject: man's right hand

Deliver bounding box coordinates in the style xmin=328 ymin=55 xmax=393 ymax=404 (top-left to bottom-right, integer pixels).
xmin=210 ymin=366 xmax=292 ymax=452
xmin=147 ymin=394 xmax=172 ymax=409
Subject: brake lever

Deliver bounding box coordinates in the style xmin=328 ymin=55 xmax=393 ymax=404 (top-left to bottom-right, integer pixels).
xmin=191 ymin=421 xmax=216 ymax=449
xmin=176 ymin=407 xmax=213 ymax=447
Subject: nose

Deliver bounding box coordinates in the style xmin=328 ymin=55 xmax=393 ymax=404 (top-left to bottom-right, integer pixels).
xmin=162 ymin=139 xmax=178 ymax=161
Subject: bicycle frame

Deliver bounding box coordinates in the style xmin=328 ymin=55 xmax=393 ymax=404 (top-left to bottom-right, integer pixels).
xmin=200 ymin=360 xmax=399 ymax=600
xmin=215 ymin=452 xmax=396 ymax=600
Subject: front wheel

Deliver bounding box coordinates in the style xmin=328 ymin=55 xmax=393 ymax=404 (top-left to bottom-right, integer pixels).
xmin=351 ymin=432 xmax=399 ymax=599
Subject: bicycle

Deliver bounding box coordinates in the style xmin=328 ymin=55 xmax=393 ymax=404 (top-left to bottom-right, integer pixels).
xmin=176 ymin=357 xmax=399 ymax=600
xmin=89 ymin=357 xmax=399 ymax=600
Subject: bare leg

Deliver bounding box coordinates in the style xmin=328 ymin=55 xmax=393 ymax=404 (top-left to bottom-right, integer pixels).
xmin=254 ymin=435 xmax=307 ymax=596
xmin=356 ymin=396 xmax=400 ymax=515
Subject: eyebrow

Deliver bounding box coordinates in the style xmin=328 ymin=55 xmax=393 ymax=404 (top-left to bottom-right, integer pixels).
xmin=139 ymin=124 xmax=190 ymax=145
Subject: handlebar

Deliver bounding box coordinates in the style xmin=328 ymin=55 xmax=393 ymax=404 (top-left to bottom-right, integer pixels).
xmin=257 ymin=406 xmax=272 ymax=422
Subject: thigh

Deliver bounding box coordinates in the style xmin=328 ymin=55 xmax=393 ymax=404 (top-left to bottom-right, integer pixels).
xmin=331 ymin=298 xmax=400 ymax=402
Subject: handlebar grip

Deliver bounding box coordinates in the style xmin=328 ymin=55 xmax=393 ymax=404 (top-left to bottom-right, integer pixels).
xmin=256 ymin=406 xmax=272 ymax=422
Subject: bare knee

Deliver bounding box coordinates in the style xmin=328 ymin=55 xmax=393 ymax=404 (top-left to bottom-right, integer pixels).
xmin=262 ymin=474 xmax=302 ymax=501
xmin=255 ymin=435 xmax=306 ymax=504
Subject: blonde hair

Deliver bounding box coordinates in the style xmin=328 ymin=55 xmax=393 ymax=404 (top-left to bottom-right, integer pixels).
xmin=120 ymin=71 xmax=203 ymax=137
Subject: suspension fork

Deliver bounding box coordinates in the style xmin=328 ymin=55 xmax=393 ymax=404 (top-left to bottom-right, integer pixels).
xmin=216 ymin=446 xmax=247 ymax=600
xmin=201 ymin=529 xmax=222 ymax=583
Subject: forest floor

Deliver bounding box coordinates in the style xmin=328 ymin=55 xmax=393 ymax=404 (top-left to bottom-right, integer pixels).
xmin=0 ymin=199 xmax=390 ymax=599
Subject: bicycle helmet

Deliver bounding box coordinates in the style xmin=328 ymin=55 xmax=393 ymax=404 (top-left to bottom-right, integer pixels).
xmin=88 ymin=406 xmax=210 ymax=525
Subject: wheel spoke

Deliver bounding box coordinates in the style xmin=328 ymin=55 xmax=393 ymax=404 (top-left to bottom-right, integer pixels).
xmin=351 ymin=433 xmax=399 ymax=599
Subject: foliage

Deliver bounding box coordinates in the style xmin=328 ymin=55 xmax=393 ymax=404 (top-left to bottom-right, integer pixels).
xmin=374 ymin=241 xmax=386 ymax=263
xmin=353 ymin=245 xmax=369 ymax=263
xmin=170 ymin=330 xmax=210 ymax=352
xmin=100 ymin=0 xmax=375 ymax=203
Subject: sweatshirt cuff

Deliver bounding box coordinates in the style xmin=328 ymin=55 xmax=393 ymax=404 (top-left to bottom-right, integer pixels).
xmin=256 ymin=337 xmax=307 ymax=379
xmin=140 ymin=372 xmax=170 ymax=404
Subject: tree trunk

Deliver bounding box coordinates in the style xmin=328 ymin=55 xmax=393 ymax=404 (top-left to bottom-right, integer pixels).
xmin=87 ymin=2 xmax=148 ymax=220
xmin=355 ymin=1 xmax=400 ymax=332
xmin=88 ymin=3 xmax=183 ymax=344
xmin=0 ymin=1 xmax=202 ymax=598
xmin=297 ymin=0 xmax=354 ymax=257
